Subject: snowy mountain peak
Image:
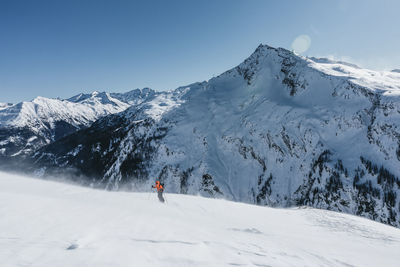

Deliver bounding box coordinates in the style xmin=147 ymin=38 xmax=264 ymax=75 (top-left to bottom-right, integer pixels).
xmin=67 ymin=91 xmax=112 ymax=104
xmin=231 ymin=43 xmax=400 ymax=96
xmin=0 ymin=102 xmax=12 ymax=110
xmin=67 ymin=92 xmax=90 ymax=102
xmin=109 ymin=88 xmax=156 ymax=105
xmin=63 ymin=88 xmax=156 ymax=107
xmin=0 ymin=88 xmax=156 ymax=157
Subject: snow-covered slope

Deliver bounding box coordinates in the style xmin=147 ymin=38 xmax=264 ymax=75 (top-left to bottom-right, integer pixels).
xmin=0 ymin=89 xmax=155 ymax=157
xmin=1 ymin=171 xmax=399 ymax=267
xmin=32 ymin=44 xmax=400 ymax=228
xmin=308 ymin=57 xmax=400 ymax=95
xmin=0 ymin=102 xmax=12 ymax=110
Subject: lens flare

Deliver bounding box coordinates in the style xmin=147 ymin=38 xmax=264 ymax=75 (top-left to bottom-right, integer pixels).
xmin=291 ymin=35 xmax=311 ymax=54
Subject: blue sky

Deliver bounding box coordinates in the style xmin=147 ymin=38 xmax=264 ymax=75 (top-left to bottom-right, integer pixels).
xmin=1 ymin=0 xmax=399 ymax=103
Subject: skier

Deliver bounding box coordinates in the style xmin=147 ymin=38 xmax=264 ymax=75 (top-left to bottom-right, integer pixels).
xmin=152 ymin=180 xmax=165 ymax=203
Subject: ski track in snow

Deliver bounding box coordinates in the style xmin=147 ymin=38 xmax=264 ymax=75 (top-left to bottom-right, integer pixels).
xmin=1 ymin=172 xmax=400 ymax=267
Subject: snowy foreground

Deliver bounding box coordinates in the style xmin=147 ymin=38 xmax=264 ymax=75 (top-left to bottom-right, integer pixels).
xmin=1 ymin=172 xmax=400 ymax=267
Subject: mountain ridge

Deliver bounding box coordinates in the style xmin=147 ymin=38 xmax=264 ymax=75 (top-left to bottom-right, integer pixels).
xmin=0 ymin=88 xmax=156 ymax=158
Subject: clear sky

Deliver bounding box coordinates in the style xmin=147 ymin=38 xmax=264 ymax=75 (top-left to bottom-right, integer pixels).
xmin=1 ymin=0 xmax=399 ymax=103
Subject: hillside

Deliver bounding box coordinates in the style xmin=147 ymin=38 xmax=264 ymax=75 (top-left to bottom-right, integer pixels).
xmin=1 ymin=171 xmax=400 ymax=267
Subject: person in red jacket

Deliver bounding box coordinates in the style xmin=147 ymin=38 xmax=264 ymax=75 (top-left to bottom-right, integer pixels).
xmin=152 ymin=180 xmax=165 ymax=203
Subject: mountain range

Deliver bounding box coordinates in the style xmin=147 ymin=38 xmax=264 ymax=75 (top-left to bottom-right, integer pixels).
xmin=0 ymin=88 xmax=154 ymax=158
xmin=1 ymin=44 xmax=400 ymax=227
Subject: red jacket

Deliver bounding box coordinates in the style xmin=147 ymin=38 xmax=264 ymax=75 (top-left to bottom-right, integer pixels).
xmin=153 ymin=181 xmax=164 ymax=192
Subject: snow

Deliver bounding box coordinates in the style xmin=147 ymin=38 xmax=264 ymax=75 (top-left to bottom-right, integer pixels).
xmin=0 ymin=89 xmax=156 ymax=129
xmin=1 ymin=171 xmax=400 ymax=267
xmin=307 ymin=57 xmax=400 ymax=96
xmin=15 ymin=44 xmax=399 ymax=228
xmin=143 ymin=92 xmax=185 ymax=121
xmin=0 ymin=89 xmax=157 ymax=157
xmin=0 ymin=102 xmax=12 ymax=110
xmin=0 ymin=95 xmax=125 ymax=129
xmin=115 ymin=45 xmax=399 ymax=219
xmin=67 ymin=144 xmax=83 ymax=156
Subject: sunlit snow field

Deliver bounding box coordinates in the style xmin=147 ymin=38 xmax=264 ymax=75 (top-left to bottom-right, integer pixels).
xmin=1 ymin=171 xmax=400 ymax=267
